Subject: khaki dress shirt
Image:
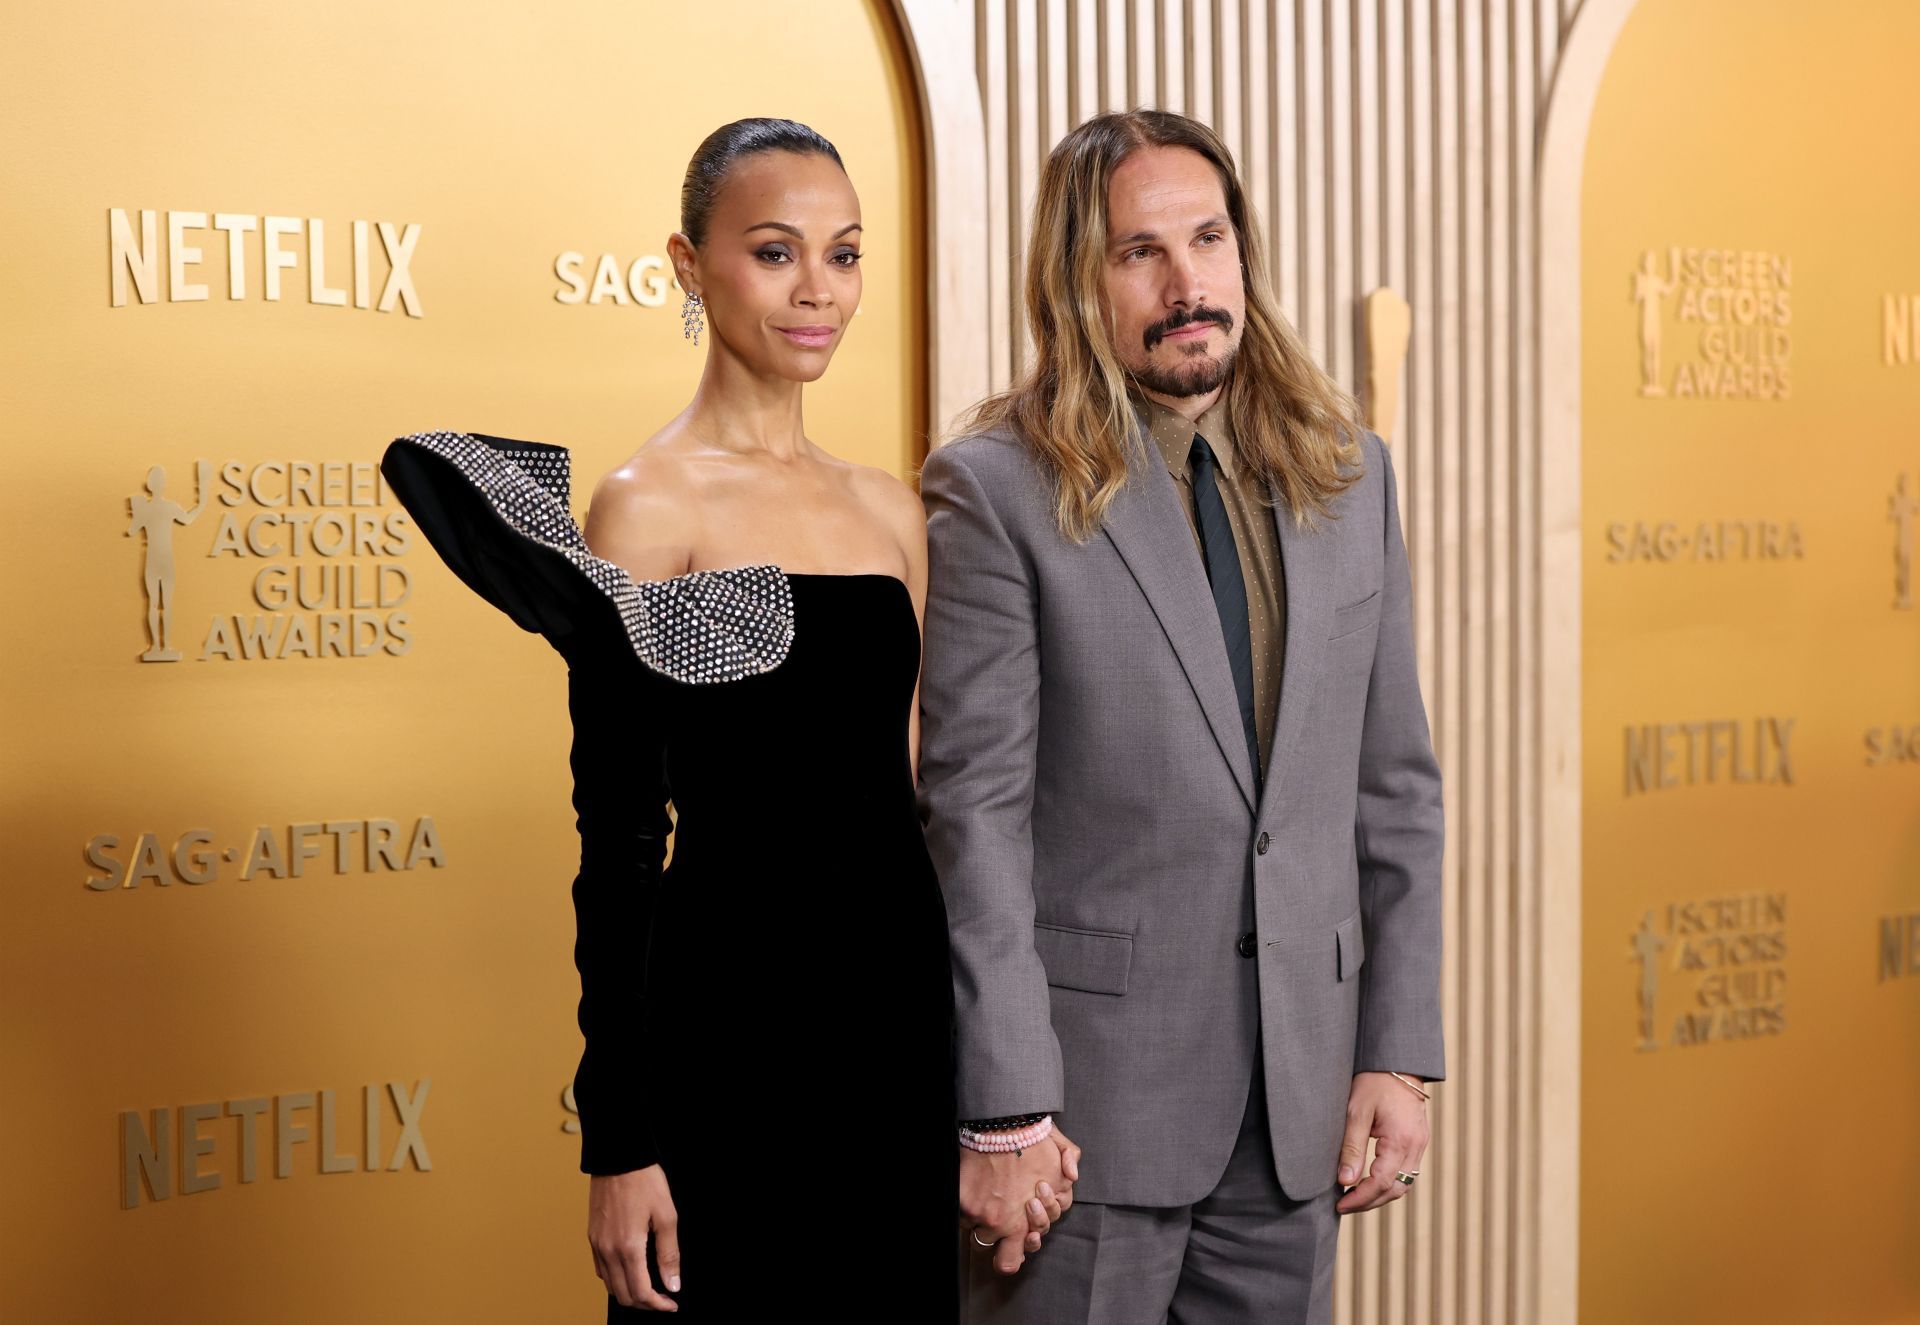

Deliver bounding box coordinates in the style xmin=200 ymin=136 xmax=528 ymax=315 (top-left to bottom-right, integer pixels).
xmin=1141 ymin=395 xmax=1286 ymax=775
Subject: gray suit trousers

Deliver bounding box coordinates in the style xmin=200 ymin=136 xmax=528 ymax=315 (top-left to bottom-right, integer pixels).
xmin=958 ymin=1048 xmax=1338 ymax=1325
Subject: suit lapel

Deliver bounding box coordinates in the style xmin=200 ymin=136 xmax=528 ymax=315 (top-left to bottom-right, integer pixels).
xmin=1101 ymin=444 xmax=1258 ymax=812
xmin=1258 ymin=487 xmax=1335 ymax=820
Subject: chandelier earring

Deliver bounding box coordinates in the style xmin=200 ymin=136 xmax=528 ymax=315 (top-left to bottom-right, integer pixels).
xmin=681 ymin=290 xmax=705 ymax=346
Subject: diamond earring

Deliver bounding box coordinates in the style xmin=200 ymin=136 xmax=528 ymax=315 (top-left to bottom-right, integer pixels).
xmin=681 ymin=291 xmax=705 ymax=346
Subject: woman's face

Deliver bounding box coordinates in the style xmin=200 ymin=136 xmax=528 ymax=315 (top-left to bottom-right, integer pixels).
xmin=676 ymin=151 xmax=863 ymax=382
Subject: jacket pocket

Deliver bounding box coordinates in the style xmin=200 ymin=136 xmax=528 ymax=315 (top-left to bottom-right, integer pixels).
xmin=1335 ymin=909 xmax=1367 ymax=982
xmin=1033 ymin=921 xmax=1134 ymax=996
xmin=1327 ymin=587 xmax=1383 ymax=640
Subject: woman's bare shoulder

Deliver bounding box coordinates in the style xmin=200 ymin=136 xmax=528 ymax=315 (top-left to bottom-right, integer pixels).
xmin=583 ymin=433 xmax=703 ymax=581
xmin=843 ymin=459 xmax=926 ymax=536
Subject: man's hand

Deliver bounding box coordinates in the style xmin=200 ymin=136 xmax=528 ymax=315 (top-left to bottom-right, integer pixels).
xmin=959 ymin=1126 xmax=1083 ymax=1275
xmin=588 ymin=1165 xmax=680 ymax=1312
xmin=1334 ymin=1072 xmax=1429 ymax=1215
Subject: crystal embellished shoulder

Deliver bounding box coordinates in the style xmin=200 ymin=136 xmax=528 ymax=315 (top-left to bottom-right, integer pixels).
xmin=382 ymin=430 xmax=795 ymax=684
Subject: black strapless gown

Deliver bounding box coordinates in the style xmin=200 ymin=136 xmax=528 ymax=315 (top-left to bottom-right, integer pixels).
xmin=381 ymin=431 xmax=958 ymax=1321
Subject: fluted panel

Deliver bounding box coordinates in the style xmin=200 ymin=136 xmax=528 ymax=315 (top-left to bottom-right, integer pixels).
xmin=948 ymin=2 xmax=1588 ymax=1321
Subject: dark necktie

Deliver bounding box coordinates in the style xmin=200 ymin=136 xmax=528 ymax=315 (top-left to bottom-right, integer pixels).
xmin=1188 ymin=433 xmax=1261 ymax=784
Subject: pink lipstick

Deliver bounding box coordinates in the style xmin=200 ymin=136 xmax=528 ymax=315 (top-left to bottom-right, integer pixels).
xmin=777 ymin=325 xmax=836 ymax=348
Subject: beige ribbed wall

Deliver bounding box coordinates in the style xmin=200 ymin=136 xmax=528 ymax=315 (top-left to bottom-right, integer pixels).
xmin=891 ymin=1 xmax=1596 ymax=1321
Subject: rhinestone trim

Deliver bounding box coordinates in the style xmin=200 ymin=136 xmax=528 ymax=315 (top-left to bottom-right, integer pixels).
xmin=392 ymin=430 xmax=794 ymax=684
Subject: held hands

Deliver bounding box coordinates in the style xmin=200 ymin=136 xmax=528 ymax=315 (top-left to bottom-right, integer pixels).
xmin=1334 ymin=1071 xmax=1430 ymax=1215
xmin=589 ymin=1165 xmax=681 ymax=1312
xmin=959 ymin=1126 xmax=1082 ymax=1275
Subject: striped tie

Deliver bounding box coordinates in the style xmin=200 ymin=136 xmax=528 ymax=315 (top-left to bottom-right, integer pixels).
xmin=1188 ymin=433 xmax=1261 ymax=785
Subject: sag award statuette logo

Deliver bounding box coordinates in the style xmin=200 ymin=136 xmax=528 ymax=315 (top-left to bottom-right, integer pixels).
xmin=1630 ymin=894 xmax=1790 ymax=1051
xmin=1892 ymin=470 xmax=1917 ymax=611
xmin=127 ymin=461 xmax=212 ymax=661
xmin=1631 ymin=912 xmax=1666 ymax=1052
xmin=126 ymin=458 xmax=415 ymax=662
xmin=1631 ymin=246 xmax=1792 ymax=401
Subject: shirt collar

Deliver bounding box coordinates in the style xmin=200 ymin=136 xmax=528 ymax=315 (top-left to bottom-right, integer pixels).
xmin=1140 ymin=391 xmax=1238 ymax=481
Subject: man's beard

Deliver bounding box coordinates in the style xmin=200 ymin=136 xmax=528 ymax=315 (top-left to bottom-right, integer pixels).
xmin=1128 ymin=305 xmax=1239 ymax=398
xmin=1128 ymin=337 xmax=1239 ymax=398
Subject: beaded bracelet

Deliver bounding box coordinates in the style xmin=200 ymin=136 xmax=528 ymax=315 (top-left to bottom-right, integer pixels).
xmin=958 ymin=1114 xmax=1054 ymax=1155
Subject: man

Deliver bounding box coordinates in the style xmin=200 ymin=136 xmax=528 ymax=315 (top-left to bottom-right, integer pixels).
xmin=917 ymin=109 xmax=1445 ymax=1322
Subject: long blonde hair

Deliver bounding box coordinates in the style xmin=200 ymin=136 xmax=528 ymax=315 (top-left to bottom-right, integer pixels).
xmin=956 ymin=110 xmax=1363 ymax=541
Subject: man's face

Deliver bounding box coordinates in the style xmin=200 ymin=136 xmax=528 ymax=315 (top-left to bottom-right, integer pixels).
xmin=1101 ymin=145 xmax=1245 ymax=400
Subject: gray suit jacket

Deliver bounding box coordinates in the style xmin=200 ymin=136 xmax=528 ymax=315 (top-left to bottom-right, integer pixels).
xmin=916 ymin=416 xmax=1444 ymax=1206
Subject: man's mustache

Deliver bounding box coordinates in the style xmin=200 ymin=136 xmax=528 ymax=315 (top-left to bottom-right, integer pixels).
xmin=1143 ymin=305 xmax=1233 ymax=352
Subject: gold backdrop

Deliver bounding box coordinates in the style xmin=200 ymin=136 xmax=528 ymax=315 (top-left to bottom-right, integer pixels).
xmin=0 ymin=2 xmax=924 ymax=1320
xmin=1581 ymin=1 xmax=1920 ymax=1320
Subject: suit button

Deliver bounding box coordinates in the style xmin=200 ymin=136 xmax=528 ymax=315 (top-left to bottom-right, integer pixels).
xmin=1237 ymin=931 xmax=1258 ymax=958
xmin=1256 ymin=832 xmax=1271 ymax=856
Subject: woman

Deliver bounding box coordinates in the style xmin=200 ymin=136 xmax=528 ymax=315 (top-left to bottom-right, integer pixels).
xmin=381 ymin=120 xmax=1060 ymax=1318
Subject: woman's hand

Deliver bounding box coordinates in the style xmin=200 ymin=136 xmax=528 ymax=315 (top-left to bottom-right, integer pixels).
xmin=588 ymin=1165 xmax=681 ymax=1312
xmin=960 ymin=1126 xmax=1081 ymax=1275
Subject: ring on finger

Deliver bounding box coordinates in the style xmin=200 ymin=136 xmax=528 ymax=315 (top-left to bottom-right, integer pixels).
xmin=1394 ymin=1170 xmax=1418 ymax=1186
xmin=970 ymin=1227 xmax=997 ymax=1249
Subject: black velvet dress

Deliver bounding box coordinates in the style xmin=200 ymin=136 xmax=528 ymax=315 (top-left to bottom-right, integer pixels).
xmin=381 ymin=431 xmax=958 ymax=1321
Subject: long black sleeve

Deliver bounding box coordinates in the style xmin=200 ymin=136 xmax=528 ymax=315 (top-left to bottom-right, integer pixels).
xmin=565 ymin=655 xmax=672 ymax=1176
